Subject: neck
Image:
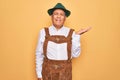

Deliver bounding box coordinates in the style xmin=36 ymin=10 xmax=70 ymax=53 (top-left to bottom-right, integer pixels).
xmin=53 ymin=25 xmax=63 ymax=30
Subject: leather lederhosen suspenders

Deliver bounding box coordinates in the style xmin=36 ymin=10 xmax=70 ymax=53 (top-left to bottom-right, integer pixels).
xmin=42 ymin=27 xmax=74 ymax=80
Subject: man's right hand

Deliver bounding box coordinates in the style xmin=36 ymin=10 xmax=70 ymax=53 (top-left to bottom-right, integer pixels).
xmin=38 ymin=78 xmax=43 ymax=80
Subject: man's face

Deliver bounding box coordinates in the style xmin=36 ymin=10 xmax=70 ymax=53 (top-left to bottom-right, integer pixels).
xmin=51 ymin=9 xmax=66 ymax=28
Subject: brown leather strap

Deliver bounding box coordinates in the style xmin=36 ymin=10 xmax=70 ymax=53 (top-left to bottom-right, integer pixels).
xmin=43 ymin=28 xmax=50 ymax=59
xmin=44 ymin=27 xmax=50 ymax=37
xmin=43 ymin=28 xmax=74 ymax=61
xmin=48 ymin=35 xmax=68 ymax=43
xmin=67 ymin=29 xmax=74 ymax=38
xmin=67 ymin=29 xmax=74 ymax=60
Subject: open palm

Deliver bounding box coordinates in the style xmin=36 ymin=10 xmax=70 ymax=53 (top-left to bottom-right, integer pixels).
xmin=76 ymin=27 xmax=91 ymax=35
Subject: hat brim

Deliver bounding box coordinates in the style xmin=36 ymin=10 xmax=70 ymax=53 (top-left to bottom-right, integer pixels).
xmin=48 ymin=8 xmax=71 ymax=17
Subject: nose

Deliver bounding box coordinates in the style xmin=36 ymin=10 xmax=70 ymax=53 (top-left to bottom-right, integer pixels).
xmin=57 ymin=14 xmax=61 ymax=18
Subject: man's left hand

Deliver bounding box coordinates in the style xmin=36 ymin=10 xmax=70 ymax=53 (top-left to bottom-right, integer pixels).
xmin=75 ymin=27 xmax=91 ymax=35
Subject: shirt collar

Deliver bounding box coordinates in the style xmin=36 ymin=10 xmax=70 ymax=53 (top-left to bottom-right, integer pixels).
xmin=51 ymin=25 xmax=65 ymax=31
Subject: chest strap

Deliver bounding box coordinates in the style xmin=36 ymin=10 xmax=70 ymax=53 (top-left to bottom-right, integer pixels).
xmin=43 ymin=27 xmax=74 ymax=61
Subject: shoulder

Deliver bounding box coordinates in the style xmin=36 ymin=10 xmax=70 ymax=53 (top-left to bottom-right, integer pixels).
xmin=63 ymin=26 xmax=74 ymax=32
xmin=39 ymin=28 xmax=45 ymax=34
xmin=64 ymin=26 xmax=74 ymax=32
xmin=39 ymin=26 xmax=51 ymax=35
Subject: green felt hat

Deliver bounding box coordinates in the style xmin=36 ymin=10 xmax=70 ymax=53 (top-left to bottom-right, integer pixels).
xmin=48 ymin=3 xmax=71 ymax=17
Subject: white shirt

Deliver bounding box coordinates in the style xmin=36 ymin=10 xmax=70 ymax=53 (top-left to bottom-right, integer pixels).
xmin=35 ymin=25 xmax=81 ymax=78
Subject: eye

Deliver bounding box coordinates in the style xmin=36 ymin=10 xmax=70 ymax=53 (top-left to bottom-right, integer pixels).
xmin=53 ymin=12 xmax=58 ymax=16
xmin=60 ymin=13 xmax=65 ymax=16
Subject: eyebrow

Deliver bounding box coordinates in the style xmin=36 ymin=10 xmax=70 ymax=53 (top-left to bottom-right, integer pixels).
xmin=53 ymin=11 xmax=65 ymax=14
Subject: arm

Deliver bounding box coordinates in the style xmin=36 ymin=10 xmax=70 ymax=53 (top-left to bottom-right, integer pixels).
xmin=71 ymin=31 xmax=81 ymax=58
xmin=71 ymin=27 xmax=91 ymax=57
xmin=36 ymin=29 xmax=45 ymax=79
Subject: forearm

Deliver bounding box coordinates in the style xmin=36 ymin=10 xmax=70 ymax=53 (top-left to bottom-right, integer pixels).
xmin=36 ymin=51 xmax=44 ymax=78
xmin=72 ymin=32 xmax=81 ymax=57
xmin=36 ymin=29 xmax=45 ymax=78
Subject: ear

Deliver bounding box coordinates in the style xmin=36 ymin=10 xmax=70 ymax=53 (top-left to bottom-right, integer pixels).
xmin=64 ymin=16 xmax=66 ymax=20
xmin=51 ymin=14 xmax=54 ymax=18
xmin=51 ymin=15 xmax=54 ymax=21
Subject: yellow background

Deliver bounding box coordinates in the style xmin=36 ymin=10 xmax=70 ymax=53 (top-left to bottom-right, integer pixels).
xmin=0 ymin=0 xmax=120 ymax=80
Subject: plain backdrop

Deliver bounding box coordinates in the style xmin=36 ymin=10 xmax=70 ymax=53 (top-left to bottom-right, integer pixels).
xmin=0 ymin=0 xmax=120 ymax=80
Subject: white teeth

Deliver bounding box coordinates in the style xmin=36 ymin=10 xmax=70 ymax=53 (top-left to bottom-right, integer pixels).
xmin=56 ymin=19 xmax=61 ymax=21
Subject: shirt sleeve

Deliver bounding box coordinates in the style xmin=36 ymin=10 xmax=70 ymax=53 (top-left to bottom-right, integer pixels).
xmin=71 ymin=31 xmax=81 ymax=58
xmin=35 ymin=29 xmax=45 ymax=78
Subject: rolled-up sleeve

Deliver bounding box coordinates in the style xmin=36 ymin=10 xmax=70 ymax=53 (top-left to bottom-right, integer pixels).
xmin=71 ymin=31 xmax=81 ymax=58
xmin=35 ymin=29 xmax=45 ymax=78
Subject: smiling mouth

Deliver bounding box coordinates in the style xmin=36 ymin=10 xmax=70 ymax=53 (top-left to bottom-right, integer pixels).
xmin=56 ymin=19 xmax=61 ymax=22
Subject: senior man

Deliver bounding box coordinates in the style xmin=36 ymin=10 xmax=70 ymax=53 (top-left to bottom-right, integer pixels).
xmin=36 ymin=3 xmax=91 ymax=80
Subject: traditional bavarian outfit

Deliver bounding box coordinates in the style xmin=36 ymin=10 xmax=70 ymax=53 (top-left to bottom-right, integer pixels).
xmin=42 ymin=28 xmax=73 ymax=80
xmin=36 ymin=26 xmax=81 ymax=80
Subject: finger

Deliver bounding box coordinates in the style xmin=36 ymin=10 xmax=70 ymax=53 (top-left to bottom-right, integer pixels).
xmin=85 ymin=27 xmax=92 ymax=32
xmin=87 ymin=27 xmax=92 ymax=30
